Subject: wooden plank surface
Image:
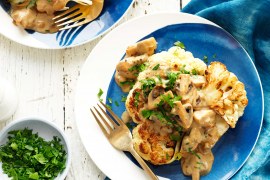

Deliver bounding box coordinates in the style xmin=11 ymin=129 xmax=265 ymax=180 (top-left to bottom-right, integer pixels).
xmin=0 ymin=0 xmax=190 ymax=179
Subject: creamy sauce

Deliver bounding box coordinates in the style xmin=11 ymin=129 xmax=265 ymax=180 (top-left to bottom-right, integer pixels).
xmin=8 ymin=0 xmax=69 ymax=33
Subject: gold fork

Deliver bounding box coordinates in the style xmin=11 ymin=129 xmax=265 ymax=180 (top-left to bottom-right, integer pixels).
xmin=53 ymin=0 xmax=104 ymax=31
xmin=90 ymin=101 xmax=159 ymax=180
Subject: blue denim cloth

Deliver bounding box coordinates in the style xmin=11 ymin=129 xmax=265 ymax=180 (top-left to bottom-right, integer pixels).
xmin=182 ymin=0 xmax=270 ymax=179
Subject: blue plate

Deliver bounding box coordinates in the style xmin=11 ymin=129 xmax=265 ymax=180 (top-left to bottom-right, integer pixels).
xmin=0 ymin=0 xmax=133 ymax=49
xmin=106 ymin=23 xmax=264 ymax=179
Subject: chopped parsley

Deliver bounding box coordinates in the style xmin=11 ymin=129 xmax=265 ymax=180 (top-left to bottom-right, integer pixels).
xmin=203 ymin=55 xmax=208 ymax=63
xmin=191 ymin=69 xmax=199 ymax=75
xmin=128 ymin=63 xmax=146 ymax=73
xmin=114 ymin=101 xmax=119 ymax=107
xmin=0 ymin=129 xmax=66 ymax=180
xmin=188 ymin=148 xmax=201 ymax=159
xmin=166 ymin=72 xmax=179 ymax=90
xmin=169 ymin=133 xmax=182 ymax=141
xmin=108 ymin=98 xmax=113 ymax=104
xmin=166 ymin=153 xmax=170 ymax=160
xmin=134 ymin=92 xmax=140 ymax=107
xmin=97 ymin=88 xmax=103 ymax=101
xmin=174 ymin=41 xmax=185 ymax=49
xmin=121 ymin=95 xmax=127 ymax=102
xmin=179 ymin=65 xmax=190 ymax=74
xmin=140 ymin=78 xmax=156 ymax=95
xmin=159 ymin=94 xmax=182 ymax=108
xmin=120 ymin=80 xmax=135 ymax=88
xmin=212 ymin=54 xmax=217 ymax=58
xmin=152 ymin=64 xmax=160 ymax=70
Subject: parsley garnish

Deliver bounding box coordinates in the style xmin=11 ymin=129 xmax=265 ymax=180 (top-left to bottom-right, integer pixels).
xmin=159 ymin=94 xmax=181 ymax=108
xmin=121 ymin=95 xmax=127 ymax=102
xmin=152 ymin=64 xmax=160 ymax=70
xmin=97 ymin=88 xmax=103 ymax=101
xmin=128 ymin=63 xmax=146 ymax=72
xmin=188 ymin=148 xmax=201 ymax=159
xmin=179 ymin=65 xmax=190 ymax=74
xmin=0 ymin=129 xmax=66 ymax=180
xmin=108 ymin=98 xmax=113 ymax=104
xmin=166 ymin=72 xmax=179 ymax=90
xmin=166 ymin=153 xmax=170 ymax=160
xmin=134 ymin=92 xmax=140 ymax=107
xmin=141 ymin=109 xmax=154 ymax=119
xmin=114 ymin=101 xmax=119 ymax=107
xmin=174 ymin=41 xmax=185 ymax=49
xmin=191 ymin=69 xmax=199 ymax=75
xmin=140 ymin=78 xmax=156 ymax=95
xmin=120 ymin=80 xmax=135 ymax=88
xmin=169 ymin=133 xmax=182 ymax=141
xmin=203 ymin=55 xmax=208 ymax=63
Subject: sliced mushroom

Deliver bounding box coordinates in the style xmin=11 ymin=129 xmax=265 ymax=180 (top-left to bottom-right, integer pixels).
xmin=126 ymin=37 xmax=157 ymax=57
xmin=175 ymin=74 xmax=198 ymax=105
xmin=193 ymin=91 xmax=209 ymax=110
xmin=147 ymin=88 xmax=173 ymax=110
xmin=193 ymin=109 xmax=216 ymax=128
xmin=171 ymin=102 xmax=193 ymax=129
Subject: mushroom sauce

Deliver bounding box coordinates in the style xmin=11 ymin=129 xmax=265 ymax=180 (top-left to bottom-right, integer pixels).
xmin=115 ymin=37 xmax=248 ymax=179
xmin=7 ymin=0 xmax=69 ymax=33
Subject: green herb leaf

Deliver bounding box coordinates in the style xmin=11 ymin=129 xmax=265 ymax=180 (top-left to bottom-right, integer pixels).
xmin=108 ymin=98 xmax=112 ymax=104
xmin=166 ymin=72 xmax=179 ymax=90
xmin=203 ymin=55 xmax=208 ymax=63
xmin=97 ymin=88 xmax=103 ymax=101
xmin=188 ymin=148 xmax=201 ymax=159
xmin=191 ymin=69 xmax=198 ymax=75
xmin=169 ymin=133 xmax=181 ymax=141
xmin=141 ymin=109 xmax=154 ymax=119
xmin=174 ymin=41 xmax=185 ymax=49
xmin=120 ymin=80 xmax=135 ymax=87
xmin=121 ymin=95 xmax=127 ymax=102
xmin=179 ymin=65 xmax=190 ymax=74
xmin=140 ymin=78 xmax=156 ymax=95
xmin=128 ymin=63 xmax=146 ymax=72
xmin=152 ymin=64 xmax=160 ymax=70
xmin=114 ymin=101 xmax=119 ymax=107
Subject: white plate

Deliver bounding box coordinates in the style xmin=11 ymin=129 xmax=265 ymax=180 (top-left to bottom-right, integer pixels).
xmin=0 ymin=0 xmax=134 ymax=49
xmin=74 ymin=12 xmax=218 ymax=180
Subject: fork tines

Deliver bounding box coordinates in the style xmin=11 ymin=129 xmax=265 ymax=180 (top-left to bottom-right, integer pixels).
xmin=90 ymin=101 xmax=125 ymax=136
xmin=53 ymin=5 xmax=87 ymax=30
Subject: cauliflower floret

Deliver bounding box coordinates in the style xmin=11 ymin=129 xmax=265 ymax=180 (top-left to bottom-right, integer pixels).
xmin=132 ymin=119 xmax=181 ymax=165
xmin=168 ymin=46 xmax=207 ymax=75
xmin=203 ymin=62 xmax=248 ymax=128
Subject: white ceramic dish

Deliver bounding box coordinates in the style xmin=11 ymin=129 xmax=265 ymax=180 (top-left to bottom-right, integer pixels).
xmin=74 ymin=12 xmax=214 ymax=180
xmin=74 ymin=12 xmax=263 ymax=180
xmin=0 ymin=117 xmax=71 ymax=180
xmin=0 ymin=0 xmax=134 ymax=49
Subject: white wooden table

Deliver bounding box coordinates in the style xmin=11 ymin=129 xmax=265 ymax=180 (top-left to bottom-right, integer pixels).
xmin=0 ymin=0 xmax=190 ymax=179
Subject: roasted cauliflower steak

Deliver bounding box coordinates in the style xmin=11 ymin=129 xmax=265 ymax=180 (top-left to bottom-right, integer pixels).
xmin=203 ymin=62 xmax=248 ymax=128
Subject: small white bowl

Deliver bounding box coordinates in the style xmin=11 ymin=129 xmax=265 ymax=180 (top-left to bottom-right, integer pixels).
xmin=0 ymin=117 xmax=71 ymax=180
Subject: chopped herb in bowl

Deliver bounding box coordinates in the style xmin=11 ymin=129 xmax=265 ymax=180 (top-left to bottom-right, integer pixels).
xmin=0 ymin=118 xmax=71 ymax=180
xmin=0 ymin=128 xmax=67 ymax=180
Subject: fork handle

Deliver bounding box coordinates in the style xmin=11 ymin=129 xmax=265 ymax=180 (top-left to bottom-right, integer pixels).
xmin=129 ymin=148 xmax=159 ymax=180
